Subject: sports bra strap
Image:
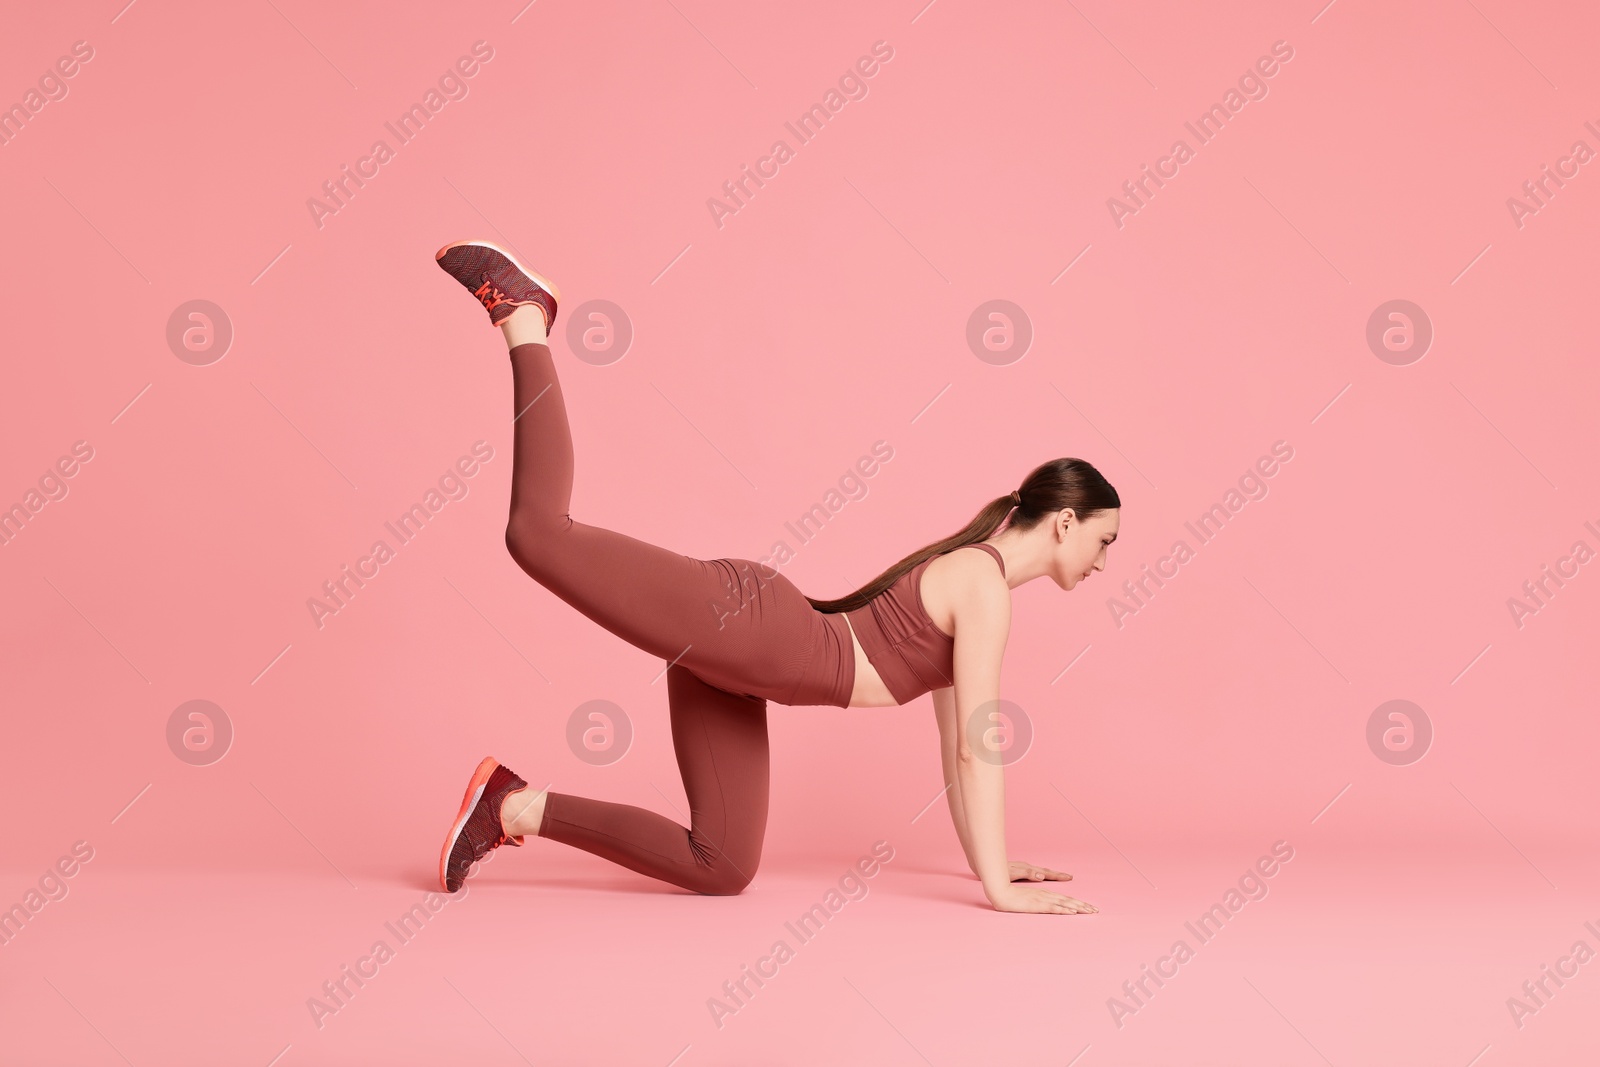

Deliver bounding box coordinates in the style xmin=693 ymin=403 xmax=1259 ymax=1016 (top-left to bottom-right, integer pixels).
xmin=961 ymin=542 xmax=1006 ymax=578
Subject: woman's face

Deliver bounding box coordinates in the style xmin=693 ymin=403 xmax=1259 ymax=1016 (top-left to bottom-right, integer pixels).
xmin=1051 ymin=508 xmax=1119 ymax=590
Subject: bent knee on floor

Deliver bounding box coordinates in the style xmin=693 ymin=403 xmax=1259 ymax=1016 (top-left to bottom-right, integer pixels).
xmin=698 ymin=869 xmax=755 ymax=896
xmin=693 ymin=854 xmax=759 ymax=896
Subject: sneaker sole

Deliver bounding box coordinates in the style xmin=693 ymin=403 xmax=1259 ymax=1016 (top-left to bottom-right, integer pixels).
xmin=438 ymin=755 xmax=501 ymax=892
xmin=433 ymin=238 xmax=564 ymax=307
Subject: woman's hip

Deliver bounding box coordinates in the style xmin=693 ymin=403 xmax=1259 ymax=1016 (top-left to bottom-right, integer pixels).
xmin=686 ymin=559 xmax=852 ymax=708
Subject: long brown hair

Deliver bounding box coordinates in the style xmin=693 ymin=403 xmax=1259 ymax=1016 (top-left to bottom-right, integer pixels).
xmin=805 ymin=457 xmax=1121 ymax=613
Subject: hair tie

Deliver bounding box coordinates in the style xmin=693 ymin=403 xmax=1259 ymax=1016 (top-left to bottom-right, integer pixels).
xmin=1010 ymin=489 xmax=1021 ymax=505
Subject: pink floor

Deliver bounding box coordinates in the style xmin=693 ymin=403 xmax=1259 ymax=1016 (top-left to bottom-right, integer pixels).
xmin=4 ymin=836 xmax=1599 ymax=1064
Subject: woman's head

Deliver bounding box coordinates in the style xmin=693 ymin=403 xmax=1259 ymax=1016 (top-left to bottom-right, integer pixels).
xmin=805 ymin=457 xmax=1121 ymax=613
xmin=1002 ymin=458 xmax=1121 ymax=591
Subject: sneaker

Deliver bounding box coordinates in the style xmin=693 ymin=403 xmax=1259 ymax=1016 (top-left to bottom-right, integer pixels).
xmin=434 ymin=239 xmax=561 ymax=331
xmin=439 ymin=756 xmax=530 ymax=893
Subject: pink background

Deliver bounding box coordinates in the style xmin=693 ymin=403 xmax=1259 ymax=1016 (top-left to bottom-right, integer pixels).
xmin=3 ymin=0 xmax=1598 ymax=1063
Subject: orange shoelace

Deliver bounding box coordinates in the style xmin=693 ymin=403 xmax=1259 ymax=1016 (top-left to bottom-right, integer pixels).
xmin=473 ymin=278 xmax=513 ymax=312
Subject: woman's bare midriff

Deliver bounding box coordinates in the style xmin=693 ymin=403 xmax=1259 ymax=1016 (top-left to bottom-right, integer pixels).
xmin=841 ymin=614 xmax=897 ymax=708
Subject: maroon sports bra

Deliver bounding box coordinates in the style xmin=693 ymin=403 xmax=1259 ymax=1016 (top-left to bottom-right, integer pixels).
xmin=843 ymin=543 xmax=1007 ymax=704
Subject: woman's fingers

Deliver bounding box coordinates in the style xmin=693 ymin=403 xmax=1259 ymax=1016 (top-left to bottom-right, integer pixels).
xmin=1054 ymin=893 xmax=1098 ymax=913
xmin=1012 ymin=861 xmax=1074 ymax=882
xmin=992 ymin=884 xmax=1098 ymax=914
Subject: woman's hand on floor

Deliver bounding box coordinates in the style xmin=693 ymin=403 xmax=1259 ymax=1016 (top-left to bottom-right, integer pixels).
xmin=988 ymin=883 xmax=1098 ymax=914
xmin=1009 ymin=860 xmax=1072 ymax=882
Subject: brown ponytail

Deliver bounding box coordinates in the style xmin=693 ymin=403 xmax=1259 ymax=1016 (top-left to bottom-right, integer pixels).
xmin=805 ymin=457 xmax=1120 ymax=613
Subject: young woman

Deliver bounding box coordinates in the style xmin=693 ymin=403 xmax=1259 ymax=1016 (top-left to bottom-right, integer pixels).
xmin=434 ymin=240 xmax=1121 ymax=915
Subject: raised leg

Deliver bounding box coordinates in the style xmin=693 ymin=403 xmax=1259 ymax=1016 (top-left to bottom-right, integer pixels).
xmin=500 ymin=332 xmax=818 ymax=703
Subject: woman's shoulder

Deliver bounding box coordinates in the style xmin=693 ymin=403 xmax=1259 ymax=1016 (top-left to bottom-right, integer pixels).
xmin=926 ymin=543 xmax=1007 ymax=582
xmin=919 ymin=544 xmax=1010 ymax=633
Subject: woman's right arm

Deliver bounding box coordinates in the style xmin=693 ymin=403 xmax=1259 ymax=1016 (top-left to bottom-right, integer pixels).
xmin=932 ymin=685 xmax=979 ymax=875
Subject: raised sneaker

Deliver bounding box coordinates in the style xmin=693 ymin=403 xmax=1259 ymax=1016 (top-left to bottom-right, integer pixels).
xmin=434 ymin=239 xmax=561 ymax=331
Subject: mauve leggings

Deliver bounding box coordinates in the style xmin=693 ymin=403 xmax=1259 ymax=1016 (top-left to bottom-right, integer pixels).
xmin=502 ymin=342 xmax=852 ymax=895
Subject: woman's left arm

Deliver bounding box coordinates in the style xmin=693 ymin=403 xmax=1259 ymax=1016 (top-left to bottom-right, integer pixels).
xmin=935 ymin=687 xmax=1075 ymax=885
xmin=950 ymin=572 xmax=1094 ymax=913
